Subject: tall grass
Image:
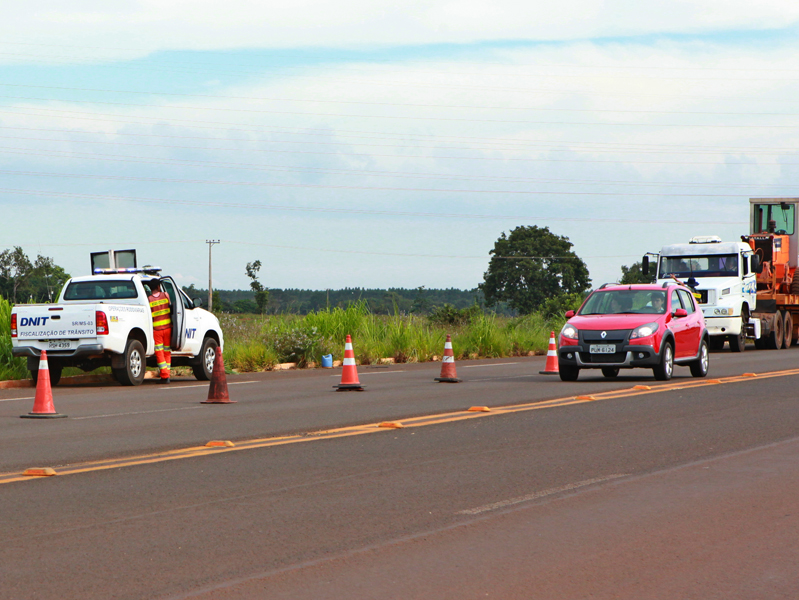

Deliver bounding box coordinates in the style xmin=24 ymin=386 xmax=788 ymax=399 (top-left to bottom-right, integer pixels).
xmin=220 ymin=303 xmax=565 ymax=372
xmin=0 ymin=295 xmax=27 ymax=380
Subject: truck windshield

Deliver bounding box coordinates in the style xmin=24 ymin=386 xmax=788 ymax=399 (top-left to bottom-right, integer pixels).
xmin=580 ymin=290 xmax=666 ymax=315
xmin=63 ymin=280 xmax=138 ymax=301
xmin=658 ymin=254 xmax=738 ymax=278
xmin=753 ymin=203 xmax=795 ymax=235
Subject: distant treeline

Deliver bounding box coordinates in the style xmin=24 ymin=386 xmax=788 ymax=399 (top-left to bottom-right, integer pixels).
xmin=181 ymin=285 xmax=511 ymax=315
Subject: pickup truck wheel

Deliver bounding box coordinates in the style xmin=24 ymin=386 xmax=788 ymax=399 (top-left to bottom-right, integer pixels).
xmin=30 ymin=361 xmax=63 ymax=387
xmin=689 ymin=340 xmax=710 ymax=377
xmin=192 ymin=337 xmax=218 ymax=381
xmin=653 ymin=342 xmax=674 ymax=381
xmin=114 ymin=339 xmax=146 ymax=386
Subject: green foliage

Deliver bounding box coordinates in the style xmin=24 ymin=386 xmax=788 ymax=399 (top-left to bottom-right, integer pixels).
xmin=479 ymin=226 xmax=591 ymax=314
xmin=619 ymin=261 xmax=656 ymax=284
xmin=0 ymin=247 xmax=70 ymax=304
xmin=539 ymin=292 xmax=586 ymax=318
xmin=428 ymin=303 xmax=481 ymax=326
xmin=0 ymin=295 xmax=27 ymax=380
xmin=245 ymin=260 xmax=270 ymax=314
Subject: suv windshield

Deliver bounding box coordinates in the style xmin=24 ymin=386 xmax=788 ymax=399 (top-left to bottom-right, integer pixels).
xmin=579 ymin=289 xmax=666 ymax=315
xmin=63 ymin=280 xmax=138 ymax=301
xmin=659 ymin=254 xmax=738 ymax=278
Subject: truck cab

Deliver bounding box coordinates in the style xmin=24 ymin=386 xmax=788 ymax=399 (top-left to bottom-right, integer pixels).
xmin=651 ymin=236 xmax=758 ymax=352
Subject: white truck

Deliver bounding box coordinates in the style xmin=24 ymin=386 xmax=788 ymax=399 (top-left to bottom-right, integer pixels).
xmin=646 ymin=236 xmax=760 ymax=352
xmin=10 ymin=267 xmax=224 ymax=386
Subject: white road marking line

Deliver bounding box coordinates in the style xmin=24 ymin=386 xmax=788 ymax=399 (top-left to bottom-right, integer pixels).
xmin=73 ymin=406 xmax=204 ymax=420
xmin=0 ymin=396 xmax=34 ymax=403
xmin=157 ymin=380 xmax=258 ymax=390
xmin=461 ymin=362 xmax=519 ymax=368
xmin=330 ymin=370 xmax=406 ymax=377
xmin=457 ymin=474 xmax=628 ymax=515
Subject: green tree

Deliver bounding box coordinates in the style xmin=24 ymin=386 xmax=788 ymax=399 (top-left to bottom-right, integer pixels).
xmin=245 ymin=260 xmax=270 ymax=314
xmin=0 ymin=247 xmax=33 ymax=303
xmin=619 ymin=261 xmax=656 ymax=284
xmin=479 ymin=226 xmax=591 ymax=314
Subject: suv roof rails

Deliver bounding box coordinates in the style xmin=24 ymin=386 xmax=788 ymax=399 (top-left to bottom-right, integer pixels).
xmin=598 ymin=283 xmax=613 ymax=289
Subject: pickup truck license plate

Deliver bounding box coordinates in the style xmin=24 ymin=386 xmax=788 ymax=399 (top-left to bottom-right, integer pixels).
xmin=589 ymin=344 xmax=616 ymax=354
xmin=47 ymin=340 xmax=72 ymax=350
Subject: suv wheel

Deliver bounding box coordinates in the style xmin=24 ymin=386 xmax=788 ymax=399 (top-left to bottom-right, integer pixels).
xmin=559 ymin=365 xmax=579 ymax=381
xmin=192 ymin=337 xmax=218 ymax=381
xmin=689 ymin=340 xmax=709 ymax=377
xmin=653 ymin=341 xmax=674 ymax=381
xmin=114 ymin=339 xmax=146 ymax=386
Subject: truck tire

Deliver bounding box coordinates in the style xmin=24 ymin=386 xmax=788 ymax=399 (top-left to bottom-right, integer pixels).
xmin=708 ymin=337 xmax=725 ymax=351
xmin=791 ymin=274 xmax=799 ymax=295
xmin=783 ymin=311 xmax=793 ymax=348
xmin=689 ymin=340 xmax=710 ymax=378
xmin=30 ymin=361 xmax=63 ymax=387
xmin=114 ymin=339 xmax=146 ymax=386
xmin=192 ymin=337 xmax=218 ymax=381
xmin=767 ymin=313 xmax=784 ymax=350
xmin=558 ymin=365 xmax=579 ymax=381
xmin=653 ymin=341 xmax=674 ymax=381
xmin=729 ymin=309 xmax=748 ymax=353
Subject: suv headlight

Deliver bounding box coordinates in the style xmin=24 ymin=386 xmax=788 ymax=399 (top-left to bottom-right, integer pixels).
xmin=561 ymin=324 xmax=578 ymax=340
xmin=630 ymin=322 xmax=658 ymax=339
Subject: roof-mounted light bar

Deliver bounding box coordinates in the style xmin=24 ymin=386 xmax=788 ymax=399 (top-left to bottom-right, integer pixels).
xmin=93 ymin=266 xmax=162 ymax=275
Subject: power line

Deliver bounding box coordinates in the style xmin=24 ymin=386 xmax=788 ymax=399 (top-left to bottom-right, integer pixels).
xmin=0 ymin=187 xmax=748 ymax=223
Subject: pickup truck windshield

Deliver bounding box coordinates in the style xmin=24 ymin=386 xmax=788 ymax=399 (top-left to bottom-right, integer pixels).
xmin=580 ymin=290 xmax=667 ymax=315
xmin=63 ymin=280 xmax=138 ymax=301
xmin=659 ymin=254 xmax=738 ymax=278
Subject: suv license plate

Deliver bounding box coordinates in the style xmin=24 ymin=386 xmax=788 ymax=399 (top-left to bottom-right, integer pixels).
xmin=589 ymin=344 xmax=616 ymax=354
xmin=47 ymin=341 xmax=72 ymax=350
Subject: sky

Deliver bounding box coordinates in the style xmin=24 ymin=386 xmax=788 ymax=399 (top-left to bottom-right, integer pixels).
xmin=1 ymin=2 xmax=799 ymax=292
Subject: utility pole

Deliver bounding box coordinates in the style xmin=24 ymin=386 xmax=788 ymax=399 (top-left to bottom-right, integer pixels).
xmin=206 ymin=240 xmax=220 ymax=311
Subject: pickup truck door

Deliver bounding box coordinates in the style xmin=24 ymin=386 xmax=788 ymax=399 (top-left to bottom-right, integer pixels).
xmin=159 ymin=277 xmax=187 ymax=352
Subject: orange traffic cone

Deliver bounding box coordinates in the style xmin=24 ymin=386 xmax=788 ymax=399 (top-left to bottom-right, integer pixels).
xmin=435 ymin=334 xmax=461 ymax=383
xmin=202 ymin=349 xmax=236 ymax=404
xmin=539 ymin=331 xmax=560 ymax=375
xmin=334 ymin=335 xmax=365 ymax=391
xmin=21 ymin=350 xmax=66 ymax=419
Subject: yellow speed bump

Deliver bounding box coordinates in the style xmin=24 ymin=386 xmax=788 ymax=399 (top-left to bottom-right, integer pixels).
xmin=468 ymin=406 xmax=491 ymax=412
xmin=633 ymin=385 xmax=651 ymax=390
xmin=742 ymin=373 xmax=757 ymax=377
xmin=575 ymin=395 xmax=596 ymax=401
xmin=205 ymin=440 xmax=235 ymax=448
xmin=378 ymin=422 xmax=404 ymax=429
xmin=23 ymin=468 xmax=56 ymax=477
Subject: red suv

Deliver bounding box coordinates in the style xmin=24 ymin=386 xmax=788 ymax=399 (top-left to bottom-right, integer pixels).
xmin=558 ymin=283 xmax=709 ymax=381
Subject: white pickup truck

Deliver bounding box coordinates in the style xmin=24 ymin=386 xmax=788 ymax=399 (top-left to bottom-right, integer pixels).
xmin=11 ymin=271 xmax=224 ymax=386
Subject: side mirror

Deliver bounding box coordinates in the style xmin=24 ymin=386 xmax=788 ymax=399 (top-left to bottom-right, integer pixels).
xmin=565 ymin=310 xmax=575 ymax=318
xmin=751 ymin=255 xmax=763 ymax=274
xmin=642 ymin=255 xmax=649 ymax=276
xmin=192 ymin=297 xmax=203 ymax=308
xmin=674 ymin=308 xmax=688 ymax=318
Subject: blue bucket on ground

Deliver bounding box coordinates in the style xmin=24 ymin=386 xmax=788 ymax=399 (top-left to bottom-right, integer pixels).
xmin=321 ymin=354 xmax=333 ymax=368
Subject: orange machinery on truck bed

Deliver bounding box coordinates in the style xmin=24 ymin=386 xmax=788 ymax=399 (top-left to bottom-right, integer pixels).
xmin=743 ymin=197 xmax=799 ymax=349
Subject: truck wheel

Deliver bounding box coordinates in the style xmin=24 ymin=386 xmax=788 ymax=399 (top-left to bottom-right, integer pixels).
xmin=767 ymin=313 xmax=784 ymax=350
xmin=558 ymin=365 xmax=579 ymax=381
xmin=653 ymin=342 xmax=674 ymax=381
xmin=601 ymin=367 xmax=619 ymax=378
xmin=689 ymin=340 xmax=709 ymax=377
xmin=114 ymin=339 xmax=146 ymax=386
xmin=192 ymin=337 xmax=218 ymax=381
xmin=783 ymin=311 xmax=793 ymax=348
xmin=729 ymin=310 xmax=748 ymax=353
xmin=30 ymin=361 xmax=63 ymax=386
xmin=708 ymin=337 xmax=725 ymax=351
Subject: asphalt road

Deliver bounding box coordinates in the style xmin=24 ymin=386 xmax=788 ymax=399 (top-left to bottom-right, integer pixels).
xmin=2 ymin=346 xmax=799 ymax=599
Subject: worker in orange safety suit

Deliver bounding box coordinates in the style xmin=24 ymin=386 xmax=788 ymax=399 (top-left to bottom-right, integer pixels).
xmin=148 ymin=279 xmax=172 ymax=383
